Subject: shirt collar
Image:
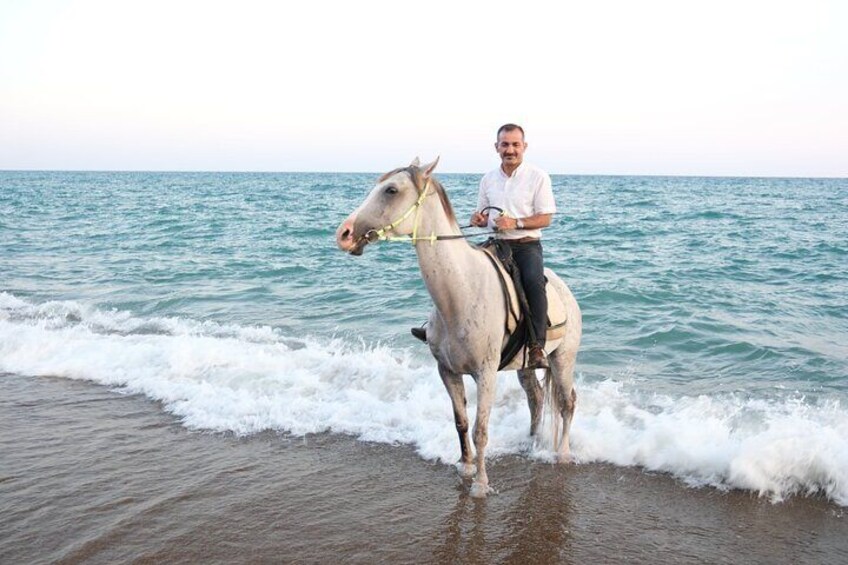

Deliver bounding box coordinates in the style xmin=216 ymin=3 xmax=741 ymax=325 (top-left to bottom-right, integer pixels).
xmin=499 ymin=161 xmax=526 ymax=179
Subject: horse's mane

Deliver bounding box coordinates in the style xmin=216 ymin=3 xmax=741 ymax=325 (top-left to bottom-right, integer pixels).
xmin=378 ymin=166 xmax=460 ymax=229
xmin=428 ymin=177 xmax=460 ymax=228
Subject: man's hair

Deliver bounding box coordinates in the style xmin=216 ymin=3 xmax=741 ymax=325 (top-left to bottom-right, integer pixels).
xmin=497 ymin=123 xmax=525 ymax=139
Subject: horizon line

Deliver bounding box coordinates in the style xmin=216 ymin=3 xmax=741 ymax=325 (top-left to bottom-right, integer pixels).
xmin=1 ymin=168 xmax=846 ymax=181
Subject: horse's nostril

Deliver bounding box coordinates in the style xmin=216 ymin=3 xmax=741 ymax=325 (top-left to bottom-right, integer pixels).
xmin=342 ymin=228 xmax=351 ymax=240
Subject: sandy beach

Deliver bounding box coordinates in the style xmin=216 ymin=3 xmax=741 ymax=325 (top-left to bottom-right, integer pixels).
xmin=1 ymin=372 xmax=844 ymax=564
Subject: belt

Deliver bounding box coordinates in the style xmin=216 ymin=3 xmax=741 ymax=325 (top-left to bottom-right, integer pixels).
xmin=503 ymin=236 xmax=540 ymax=244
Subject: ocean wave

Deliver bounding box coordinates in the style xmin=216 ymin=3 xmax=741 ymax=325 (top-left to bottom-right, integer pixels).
xmin=1 ymin=292 xmax=846 ymax=506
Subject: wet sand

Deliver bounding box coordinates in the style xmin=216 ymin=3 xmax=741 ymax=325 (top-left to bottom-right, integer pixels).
xmin=1 ymin=372 xmax=845 ymax=564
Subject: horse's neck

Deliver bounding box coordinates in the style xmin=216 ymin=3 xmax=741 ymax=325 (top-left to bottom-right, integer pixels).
xmin=414 ymin=198 xmax=484 ymax=323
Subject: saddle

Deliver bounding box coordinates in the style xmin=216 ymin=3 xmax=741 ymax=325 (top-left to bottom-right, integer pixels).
xmin=480 ymin=239 xmax=568 ymax=370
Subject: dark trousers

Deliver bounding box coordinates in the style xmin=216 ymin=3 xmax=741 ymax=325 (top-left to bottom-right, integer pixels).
xmin=505 ymin=239 xmax=547 ymax=348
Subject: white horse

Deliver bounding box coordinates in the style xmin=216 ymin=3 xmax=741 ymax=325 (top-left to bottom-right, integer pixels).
xmin=336 ymin=158 xmax=581 ymax=497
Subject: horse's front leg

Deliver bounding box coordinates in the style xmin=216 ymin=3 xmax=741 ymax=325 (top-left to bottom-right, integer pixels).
xmin=470 ymin=367 xmax=498 ymax=498
xmin=438 ymin=363 xmax=475 ymax=478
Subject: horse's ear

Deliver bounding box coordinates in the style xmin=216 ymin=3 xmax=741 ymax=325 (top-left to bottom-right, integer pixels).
xmin=410 ymin=157 xmax=421 ymax=167
xmin=421 ymin=156 xmax=440 ymax=179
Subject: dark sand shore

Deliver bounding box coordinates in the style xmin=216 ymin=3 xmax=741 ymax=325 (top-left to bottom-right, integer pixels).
xmin=1 ymin=372 xmax=845 ymax=564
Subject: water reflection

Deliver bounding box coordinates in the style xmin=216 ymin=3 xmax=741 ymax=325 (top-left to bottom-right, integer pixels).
xmin=433 ymin=464 xmax=575 ymax=564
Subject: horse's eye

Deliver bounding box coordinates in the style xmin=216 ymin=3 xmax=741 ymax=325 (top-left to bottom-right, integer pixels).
xmin=385 ymin=186 xmax=398 ymax=195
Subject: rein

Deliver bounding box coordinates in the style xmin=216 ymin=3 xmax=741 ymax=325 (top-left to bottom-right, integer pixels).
xmin=361 ymin=175 xmax=504 ymax=246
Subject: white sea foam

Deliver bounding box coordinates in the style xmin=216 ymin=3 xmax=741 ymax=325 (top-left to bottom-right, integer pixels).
xmin=2 ymin=292 xmax=846 ymax=506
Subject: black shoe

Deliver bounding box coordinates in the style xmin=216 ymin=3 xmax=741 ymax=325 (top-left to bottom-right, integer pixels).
xmin=411 ymin=327 xmax=427 ymax=343
xmin=528 ymin=345 xmax=549 ymax=369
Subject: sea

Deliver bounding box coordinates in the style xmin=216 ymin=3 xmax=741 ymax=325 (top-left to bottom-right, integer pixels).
xmin=2 ymin=170 xmax=847 ymax=563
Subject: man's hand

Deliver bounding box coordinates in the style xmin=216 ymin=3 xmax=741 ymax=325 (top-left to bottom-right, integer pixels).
xmin=493 ymin=213 xmax=552 ymax=231
xmin=494 ymin=215 xmax=518 ymax=231
xmin=470 ymin=211 xmax=489 ymax=227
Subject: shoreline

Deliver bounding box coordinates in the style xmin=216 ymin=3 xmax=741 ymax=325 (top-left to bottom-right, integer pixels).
xmin=1 ymin=373 xmax=846 ymax=564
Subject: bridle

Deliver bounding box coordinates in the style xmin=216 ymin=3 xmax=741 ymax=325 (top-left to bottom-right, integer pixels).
xmin=359 ymin=171 xmax=502 ymax=247
xmin=362 ymin=177 xmax=435 ymax=245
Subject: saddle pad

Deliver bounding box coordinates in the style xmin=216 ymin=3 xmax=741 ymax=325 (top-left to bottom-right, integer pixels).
xmin=481 ymin=246 xmax=567 ymax=341
xmin=545 ymin=276 xmax=567 ymax=341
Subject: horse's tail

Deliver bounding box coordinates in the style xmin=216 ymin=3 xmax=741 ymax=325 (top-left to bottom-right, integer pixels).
xmin=543 ymin=367 xmax=564 ymax=451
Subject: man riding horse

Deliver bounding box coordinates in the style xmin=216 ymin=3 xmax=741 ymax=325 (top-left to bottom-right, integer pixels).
xmin=336 ymin=148 xmax=580 ymax=496
xmin=412 ymin=123 xmax=556 ymax=370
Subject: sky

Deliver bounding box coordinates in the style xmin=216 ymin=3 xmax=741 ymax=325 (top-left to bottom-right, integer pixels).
xmin=0 ymin=0 xmax=845 ymax=176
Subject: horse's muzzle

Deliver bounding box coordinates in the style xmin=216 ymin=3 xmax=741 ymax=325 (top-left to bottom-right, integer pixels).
xmin=336 ymin=215 xmax=368 ymax=256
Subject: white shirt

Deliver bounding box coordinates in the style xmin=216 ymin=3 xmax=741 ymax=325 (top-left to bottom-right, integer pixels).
xmin=477 ymin=161 xmax=556 ymax=240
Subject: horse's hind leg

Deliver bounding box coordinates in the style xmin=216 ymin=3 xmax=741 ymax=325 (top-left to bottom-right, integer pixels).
xmin=518 ymin=368 xmax=544 ymax=437
xmin=548 ymin=345 xmax=577 ymax=462
xmin=438 ymin=363 xmax=475 ymax=478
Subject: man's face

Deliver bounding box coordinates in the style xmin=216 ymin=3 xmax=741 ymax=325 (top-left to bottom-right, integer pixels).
xmin=495 ymin=129 xmax=527 ymax=169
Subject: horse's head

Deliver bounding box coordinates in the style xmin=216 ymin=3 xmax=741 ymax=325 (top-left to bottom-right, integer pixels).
xmin=336 ymin=157 xmax=440 ymax=255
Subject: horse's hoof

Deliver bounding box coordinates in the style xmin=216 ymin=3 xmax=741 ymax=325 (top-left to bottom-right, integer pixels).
xmin=456 ymin=462 xmax=476 ymax=479
xmin=555 ymin=451 xmax=575 ymax=464
xmin=469 ymin=481 xmax=491 ymax=498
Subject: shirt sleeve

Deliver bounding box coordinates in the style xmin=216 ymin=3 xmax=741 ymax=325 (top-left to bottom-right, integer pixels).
xmin=534 ymin=172 xmax=557 ymax=215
